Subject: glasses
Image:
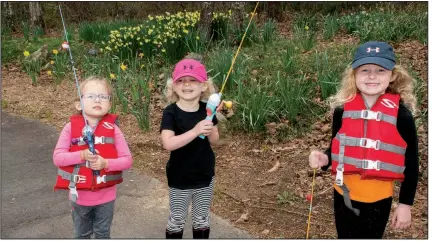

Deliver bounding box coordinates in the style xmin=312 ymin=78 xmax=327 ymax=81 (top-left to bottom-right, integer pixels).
xmin=81 ymin=93 xmax=111 ymax=102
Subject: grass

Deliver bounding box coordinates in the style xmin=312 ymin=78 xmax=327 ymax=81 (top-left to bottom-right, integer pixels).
xmin=1 ymin=5 xmax=428 ymax=138
xmin=339 ymin=10 xmax=428 ymax=44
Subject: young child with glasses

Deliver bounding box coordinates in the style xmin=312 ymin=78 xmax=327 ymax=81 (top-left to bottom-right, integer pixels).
xmin=53 ymin=76 xmax=133 ymax=238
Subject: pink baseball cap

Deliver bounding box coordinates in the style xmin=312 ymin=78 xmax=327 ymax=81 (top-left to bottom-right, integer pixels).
xmin=172 ymin=59 xmax=208 ymax=82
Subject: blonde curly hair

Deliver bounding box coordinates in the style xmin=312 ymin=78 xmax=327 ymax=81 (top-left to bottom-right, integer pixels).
xmin=328 ymin=65 xmax=417 ymax=114
xmin=165 ymin=77 xmax=217 ymax=103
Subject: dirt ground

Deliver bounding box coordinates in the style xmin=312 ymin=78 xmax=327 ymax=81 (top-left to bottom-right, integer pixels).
xmin=1 ymin=37 xmax=428 ymax=238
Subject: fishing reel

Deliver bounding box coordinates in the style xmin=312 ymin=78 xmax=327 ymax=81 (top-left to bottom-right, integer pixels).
xmin=82 ymin=125 xmax=100 ymax=175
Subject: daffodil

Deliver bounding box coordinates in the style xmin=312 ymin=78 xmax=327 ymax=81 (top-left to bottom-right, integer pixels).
xmin=50 ymin=60 xmax=55 ymax=65
xmin=23 ymin=51 xmax=30 ymax=57
xmin=139 ymin=53 xmax=144 ymax=58
xmin=140 ymin=64 xmax=145 ymax=69
xmin=47 ymin=70 xmax=52 ymax=76
xmin=52 ymin=49 xmax=59 ymax=55
xmin=110 ymin=73 xmax=116 ymax=79
xmin=120 ymin=63 xmax=127 ymax=71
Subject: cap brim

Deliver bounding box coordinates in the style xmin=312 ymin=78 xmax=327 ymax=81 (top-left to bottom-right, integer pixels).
xmin=173 ymin=73 xmax=206 ymax=82
xmin=352 ymin=57 xmax=395 ymax=70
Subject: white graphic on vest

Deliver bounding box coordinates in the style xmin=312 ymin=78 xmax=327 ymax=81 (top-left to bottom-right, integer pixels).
xmin=367 ymin=47 xmax=380 ymax=53
xmin=102 ymin=122 xmax=114 ymax=129
xmin=380 ymin=98 xmax=397 ymax=109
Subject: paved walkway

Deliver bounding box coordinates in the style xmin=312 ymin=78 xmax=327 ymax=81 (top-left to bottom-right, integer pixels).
xmin=1 ymin=111 xmax=251 ymax=238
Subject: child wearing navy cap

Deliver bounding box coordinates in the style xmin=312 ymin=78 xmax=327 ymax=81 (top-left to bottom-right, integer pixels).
xmin=308 ymin=41 xmax=419 ymax=238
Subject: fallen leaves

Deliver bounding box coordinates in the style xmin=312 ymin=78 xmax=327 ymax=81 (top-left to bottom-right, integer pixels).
xmin=235 ymin=211 xmax=249 ymax=223
xmin=267 ymin=160 xmax=280 ymax=173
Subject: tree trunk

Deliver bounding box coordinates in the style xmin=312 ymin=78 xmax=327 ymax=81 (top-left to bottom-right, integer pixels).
xmin=3 ymin=2 xmax=15 ymax=31
xmin=198 ymin=2 xmax=214 ymax=41
xmin=265 ymin=2 xmax=284 ymax=22
xmin=29 ymin=2 xmax=45 ymax=32
xmin=232 ymin=2 xmax=245 ymax=31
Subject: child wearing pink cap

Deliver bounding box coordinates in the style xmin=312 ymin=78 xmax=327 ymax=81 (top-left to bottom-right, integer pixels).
xmin=160 ymin=58 xmax=220 ymax=239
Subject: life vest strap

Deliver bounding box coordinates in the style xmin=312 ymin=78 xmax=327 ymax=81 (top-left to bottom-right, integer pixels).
xmin=67 ymin=164 xmax=81 ymax=203
xmin=331 ymin=153 xmax=405 ymax=173
xmin=335 ymin=134 xmax=346 ymax=186
xmin=336 ymin=134 xmax=406 ymax=155
xmin=340 ymin=184 xmax=360 ymax=216
xmin=343 ymin=110 xmax=397 ymax=125
xmin=96 ymin=173 xmax=123 ymax=184
xmin=72 ymin=136 xmax=114 ymax=146
xmin=58 ymin=167 xmax=123 ymax=194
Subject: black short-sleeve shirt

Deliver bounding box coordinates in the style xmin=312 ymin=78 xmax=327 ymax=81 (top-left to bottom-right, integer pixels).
xmin=160 ymin=101 xmax=218 ymax=189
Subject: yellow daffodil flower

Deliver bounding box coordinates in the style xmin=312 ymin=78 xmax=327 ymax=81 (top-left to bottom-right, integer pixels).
xmin=120 ymin=63 xmax=127 ymax=71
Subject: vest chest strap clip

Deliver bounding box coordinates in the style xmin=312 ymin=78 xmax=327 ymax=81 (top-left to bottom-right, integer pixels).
xmin=73 ymin=174 xmax=87 ymax=183
xmin=363 ymin=160 xmax=381 ymax=171
xmin=335 ymin=168 xmax=344 ymax=186
xmin=96 ymin=175 xmax=107 ymax=184
xmin=361 ymin=110 xmax=382 ymax=121
xmin=359 ymin=138 xmax=380 ymax=150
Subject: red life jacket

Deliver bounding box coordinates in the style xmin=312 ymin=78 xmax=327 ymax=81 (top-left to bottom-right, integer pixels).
xmin=54 ymin=114 xmax=123 ymax=192
xmin=331 ymin=93 xmax=406 ymax=183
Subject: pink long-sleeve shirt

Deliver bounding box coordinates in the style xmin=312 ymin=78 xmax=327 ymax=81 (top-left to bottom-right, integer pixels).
xmin=53 ymin=122 xmax=133 ymax=206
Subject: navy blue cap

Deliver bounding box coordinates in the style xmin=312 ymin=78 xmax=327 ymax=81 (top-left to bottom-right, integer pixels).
xmin=351 ymin=41 xmax=396 ymax=70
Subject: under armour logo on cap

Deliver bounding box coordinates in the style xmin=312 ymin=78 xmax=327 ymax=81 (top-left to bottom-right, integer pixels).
xmin=351 ymin=41 xmax=396 ymax=70
xmin=172 ymin=59 xmax=208 ymax=82
xmin=367 ymin=47 xmax=380 ymax=53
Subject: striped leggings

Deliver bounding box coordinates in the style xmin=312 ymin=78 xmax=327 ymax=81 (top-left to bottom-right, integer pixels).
xmin=166 ymin=177 xmax=215 ymax=232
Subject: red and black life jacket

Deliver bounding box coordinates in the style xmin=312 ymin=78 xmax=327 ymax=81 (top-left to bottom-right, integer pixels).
xmin=331 ymin=93 xmax=406 ymax=181
xmin=330 ymin=93 xmax=406 ymax=215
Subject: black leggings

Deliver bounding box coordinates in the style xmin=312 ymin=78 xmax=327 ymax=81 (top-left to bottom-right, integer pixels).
xmin=334 ymin=189 xmax=392 ymax=239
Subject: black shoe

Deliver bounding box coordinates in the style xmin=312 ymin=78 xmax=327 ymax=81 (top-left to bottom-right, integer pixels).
xmin=192 ymin=228 xmax=210 ymax=239
xmin=166 ymin=229 xmax=183 ymax=239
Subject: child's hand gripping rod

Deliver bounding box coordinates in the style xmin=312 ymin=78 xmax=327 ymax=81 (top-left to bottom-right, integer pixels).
xmin=199 ymin=93 xmax=221 ymax=139
xmin=82 ymin=125 xmax=100 ymax=176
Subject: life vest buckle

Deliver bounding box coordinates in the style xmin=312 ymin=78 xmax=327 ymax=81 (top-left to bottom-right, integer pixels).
xmin=96 ymin=175 xmax=107 ymax=184
xmin=365 ymin=160 xmax=381 ymax=171
xmin=359 ymin=138 xmax=380 ymax=150
xmin=73 ymin=175 xmax=87 ymax=183
xmin=335 ymin=168 xmax=344 ymax=186
xmin=94 ymin=136 xmax=105 ymax=144
xmin=361 ymin=110 xmax=381 ymax=121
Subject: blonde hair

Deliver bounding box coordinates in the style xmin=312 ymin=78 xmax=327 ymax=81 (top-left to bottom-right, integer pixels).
xmin=328 ymin=65 xmax=417 ymax=113
xmin=165 ymin=77 xmax=217 ymax=103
